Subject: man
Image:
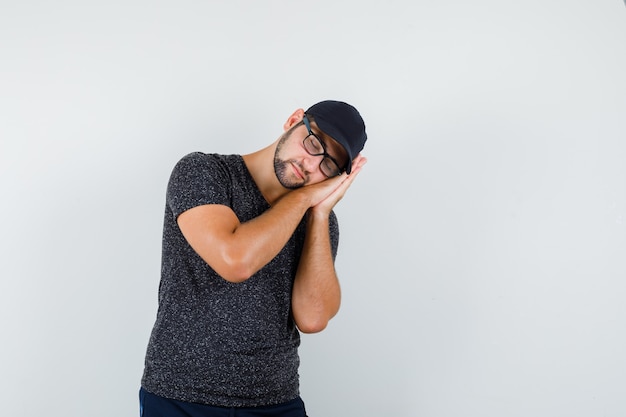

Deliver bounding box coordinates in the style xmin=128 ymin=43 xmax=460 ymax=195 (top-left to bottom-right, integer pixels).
xmin=140 ymin=100 xmax=368 ymax=416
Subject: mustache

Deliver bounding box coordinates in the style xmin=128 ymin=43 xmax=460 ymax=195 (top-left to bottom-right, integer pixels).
xmin=289 ymin=160 xmax=307 ymax=177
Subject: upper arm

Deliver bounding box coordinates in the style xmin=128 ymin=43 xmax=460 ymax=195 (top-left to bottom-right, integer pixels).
xmin=177 ymin=204 xmax=249 ymax=282
xmin=167 ymin=153 xmax=249 ymax=280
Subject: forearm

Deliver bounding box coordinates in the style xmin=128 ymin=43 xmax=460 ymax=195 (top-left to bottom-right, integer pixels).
xmin=179 ymin=188 xmax=317 ymax=282
xmin=291 ymin=210 xmax=341 ymax=333
xmin=222 ymin=173 xmax=355 ymax=281
xmin=179 ymin=157 xmax=365 ymax=284
xmin=216 ymin=190 xmax=314 ymax=281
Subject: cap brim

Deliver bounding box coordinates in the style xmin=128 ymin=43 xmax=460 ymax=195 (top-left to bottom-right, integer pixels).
xmin=313 ymin=118 xmax=354 ymax=174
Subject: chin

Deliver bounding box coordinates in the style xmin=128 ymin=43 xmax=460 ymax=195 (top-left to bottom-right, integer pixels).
xmin=278 ymin=176 xmax=305 ymax=190
xmin=274 ymin=161 xmax=305 ymax=189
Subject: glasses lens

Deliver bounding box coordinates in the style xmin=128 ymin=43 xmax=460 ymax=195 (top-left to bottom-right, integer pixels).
xmin=303 ymin=132 xmax=342 ymax=178
xmin=320 ymin=157 xmax=341 ymax=177
xmin=304 ymin=135 xmax=324 ymax=155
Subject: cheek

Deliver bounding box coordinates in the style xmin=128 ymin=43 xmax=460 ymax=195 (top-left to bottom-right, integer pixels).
xmin=277 ymin=134 xmax=305 ymax=158
xmin=306 ymin=170 xmax=328 ymax=185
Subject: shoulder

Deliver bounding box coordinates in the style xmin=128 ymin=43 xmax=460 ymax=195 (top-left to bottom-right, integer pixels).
xmin=174 ymin=152 xmax=232 ymax=171
xmin=166 ymin=153 xmax=244 ymax=216
xmin=170 ymin=152 xmax=243 ymax=181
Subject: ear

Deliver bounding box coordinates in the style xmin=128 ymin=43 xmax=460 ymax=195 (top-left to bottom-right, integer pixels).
xmin=283 ymin=108 xmax=305 ymax=131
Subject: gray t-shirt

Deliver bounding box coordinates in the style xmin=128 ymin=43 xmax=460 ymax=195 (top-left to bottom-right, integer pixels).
xmin=141 ymin=152 xmax=339 ymax=407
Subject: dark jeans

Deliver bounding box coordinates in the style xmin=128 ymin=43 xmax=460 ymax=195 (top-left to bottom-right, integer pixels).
xmin=139 ymin=388 xmax=308 ymax=417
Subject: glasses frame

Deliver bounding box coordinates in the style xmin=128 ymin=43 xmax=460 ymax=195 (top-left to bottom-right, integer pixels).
xmin=302 ymin=115 xmax=344 ymax=178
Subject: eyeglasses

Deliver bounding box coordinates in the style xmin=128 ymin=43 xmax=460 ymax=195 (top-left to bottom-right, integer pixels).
xmin=302 ymin=115 xmax=343 ymax=178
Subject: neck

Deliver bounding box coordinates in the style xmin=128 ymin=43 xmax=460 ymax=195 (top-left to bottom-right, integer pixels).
xmin=242 ymin=142 xmax=290 ymax=205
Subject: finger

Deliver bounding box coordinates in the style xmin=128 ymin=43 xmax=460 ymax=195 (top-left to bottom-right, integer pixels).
xmin=335 ymin=164 xmax=362 ymax=192
xmin=349 ymin=155 xmax=367 ymax=174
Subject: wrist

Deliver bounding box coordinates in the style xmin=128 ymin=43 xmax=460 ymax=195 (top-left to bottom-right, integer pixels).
xmin=308 ymin=206 xmax=330 ymax=222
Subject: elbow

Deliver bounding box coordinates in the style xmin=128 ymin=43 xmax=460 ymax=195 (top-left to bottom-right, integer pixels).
xmin=295 ymin=317 xmax=330 ymax=334
xmin=292 ymin=297 xmax=340 ymax=334
xmin=218 ymin=263 xmax=255 ymax=283
xmin=219 ymin=269 xmax=253 ymax=283
xmin=216 ymin=250 xmax=257 ymax=283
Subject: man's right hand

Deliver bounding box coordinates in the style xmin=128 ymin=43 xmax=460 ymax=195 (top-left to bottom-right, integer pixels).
xmin=294 ymin=154 xmax=367 ymax=216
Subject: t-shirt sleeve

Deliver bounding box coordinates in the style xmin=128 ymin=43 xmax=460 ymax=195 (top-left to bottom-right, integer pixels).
xmin=328 ymin=210 xmax=340 ymax=260
xmin=166 ymin=152 xmax=231 ymax=220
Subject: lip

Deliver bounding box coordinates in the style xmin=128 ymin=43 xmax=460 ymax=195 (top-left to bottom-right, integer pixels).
xmin=291 ymin=162 xmax=304 ymax=179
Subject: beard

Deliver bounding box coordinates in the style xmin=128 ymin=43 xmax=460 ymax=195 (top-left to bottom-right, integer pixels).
xmin=273 ymin=130 xmax=307 ymax=189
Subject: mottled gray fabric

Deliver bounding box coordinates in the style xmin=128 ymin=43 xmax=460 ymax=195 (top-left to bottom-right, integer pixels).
xmin=142 ymin=152 xmax=339 ymax=407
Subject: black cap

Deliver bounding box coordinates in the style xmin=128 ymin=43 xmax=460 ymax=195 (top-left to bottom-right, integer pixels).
xmin=305 ymin=100 xmax=367 ymax=174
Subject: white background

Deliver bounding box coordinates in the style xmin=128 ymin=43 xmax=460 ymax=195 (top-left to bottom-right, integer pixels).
xmin=1 ymin=1 xmax=625 ymax=416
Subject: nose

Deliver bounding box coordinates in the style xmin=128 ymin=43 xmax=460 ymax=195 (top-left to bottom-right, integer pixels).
xmin=301 ymin=154 xmax=322 ymax=175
